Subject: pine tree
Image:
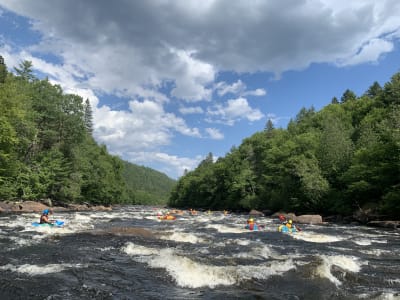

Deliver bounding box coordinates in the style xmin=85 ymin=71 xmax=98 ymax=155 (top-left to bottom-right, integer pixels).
xmin=84 ymin=98 xmax=93 ymax=134
xmin=14 ymin=60 xmax=35 ymax=82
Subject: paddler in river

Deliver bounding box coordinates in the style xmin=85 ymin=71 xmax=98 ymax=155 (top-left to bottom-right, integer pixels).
xmin=39 ymin=209 xmax=54 ymax=224
xmin=245 ymin=217 xmax=260 ymax=231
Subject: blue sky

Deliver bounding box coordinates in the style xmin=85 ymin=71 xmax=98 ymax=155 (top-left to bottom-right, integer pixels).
xmin=1 ymin=1 xmax=399 ymax=179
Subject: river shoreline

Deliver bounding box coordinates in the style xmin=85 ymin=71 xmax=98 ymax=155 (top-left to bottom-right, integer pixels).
xmin=1 ymin=200 xmax=399 ymax=230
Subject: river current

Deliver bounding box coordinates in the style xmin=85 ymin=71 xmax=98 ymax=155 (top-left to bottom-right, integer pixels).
xmin=0 ymin=206 xmax=399 ymax=300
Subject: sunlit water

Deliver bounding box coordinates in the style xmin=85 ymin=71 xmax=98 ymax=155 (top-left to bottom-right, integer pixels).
xmin=0 ymin=206 xmax=399 ymax=300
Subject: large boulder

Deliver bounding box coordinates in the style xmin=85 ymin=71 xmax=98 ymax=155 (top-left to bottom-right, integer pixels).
xmin=295 ymin=215 xmax=323 ymax=224
xmin=0 ymin=201 xmax=12 ymax=212
xmin=10 ymin=201 xmax=48 ymax=213
xmin=249 ymin=209 xmax=264 ymax=216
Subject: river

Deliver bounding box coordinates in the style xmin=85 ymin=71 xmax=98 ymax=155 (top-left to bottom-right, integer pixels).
xmin=0 ymin=206 xmax=399 ymax=299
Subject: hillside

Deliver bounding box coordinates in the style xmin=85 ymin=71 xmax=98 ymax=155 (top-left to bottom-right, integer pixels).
xmin=0 ymin=58 xmax=175 ymax=206
xmin=169 ymin=73 xmax=400 ymax=218
xmin=122 ymin=161 xmax=176 ymax=205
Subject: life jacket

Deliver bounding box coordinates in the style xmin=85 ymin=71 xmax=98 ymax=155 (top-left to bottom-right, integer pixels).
xmin=40 ymin=214 xmax=48 ymax=224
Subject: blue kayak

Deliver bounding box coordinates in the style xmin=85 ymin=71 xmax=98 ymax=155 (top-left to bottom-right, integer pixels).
xmin=278 ymin=224 xmax=296 ymax=233
xmin=32 ymin=220 xmax=64 ymax=227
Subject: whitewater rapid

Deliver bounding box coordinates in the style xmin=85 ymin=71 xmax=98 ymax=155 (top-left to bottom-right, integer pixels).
xmin=0 ymin=206 xmax=399 ymax=299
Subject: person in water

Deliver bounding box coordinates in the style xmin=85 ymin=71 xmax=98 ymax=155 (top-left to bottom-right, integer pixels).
xmin=284 ymin=219 xmax=301 ymax=232
xmin=245 ymin=218 xmax=259 ymax=231
xmin=39 ymin=209 xmax=54 ymax=224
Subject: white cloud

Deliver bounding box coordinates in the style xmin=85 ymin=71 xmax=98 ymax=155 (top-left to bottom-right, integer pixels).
xmin=207 ymin=97 xmax=264 ymax=125
xmin=243 ymin=88 xmax=266 ymax=97
xmin=205 ymin=127 xmax=224 ymax=140
xmin=215 ymin=80 xmax=246 ymax=96
xmin=179 ymin=106 xmax=204 ymax=115
xmin=215 ymin=80 xmax=266 ymax=97
xmin=1 ymin=0 xmax=399 ymax=89
xmin=337 ymin=38 xmax=394 ymax=66
xmin=125 ymin=151 xmax=203 ymax=179
xmin=169 ymin=49 xmax=215 ymax=102
xmin=94 ymin=99 xmax=201 ymax=153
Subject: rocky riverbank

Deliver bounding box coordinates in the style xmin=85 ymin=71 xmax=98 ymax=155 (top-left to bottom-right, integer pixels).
xmin=0 ymin=200 xmax=112 ymax=214
xmin=1 ymin=200 xmax=398 ymax=230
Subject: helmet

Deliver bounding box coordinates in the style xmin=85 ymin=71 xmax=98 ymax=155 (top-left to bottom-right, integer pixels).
xmin=279 ymin=215 xmax=286 ymax=221
xmin=43 ymin=209 xmax=49 ymax=215
xmin=288 ymin=219 xmax=293 ymax=224
xmin=249 ymin=218 xmax=254 ymax=222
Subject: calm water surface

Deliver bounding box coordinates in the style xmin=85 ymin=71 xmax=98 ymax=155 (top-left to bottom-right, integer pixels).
xmin=0 ymin=206 xmax=399 ymax=299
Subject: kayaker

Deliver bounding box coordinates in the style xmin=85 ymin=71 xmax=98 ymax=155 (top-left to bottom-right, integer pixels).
xmin=245 ymin=218 xmax=259 ymax=231
xmin=39 ymin=209 xmax=54 ymax=224
xmin=286 ymin=219 xmax=302 ymax=232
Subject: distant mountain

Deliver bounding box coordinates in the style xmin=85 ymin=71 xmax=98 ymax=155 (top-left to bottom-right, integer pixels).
xmin=122 ymin=161 xmax=176 ymax=205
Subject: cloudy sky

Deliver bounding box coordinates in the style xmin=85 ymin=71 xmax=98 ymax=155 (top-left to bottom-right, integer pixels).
xmin=1 ymin=0 xmax=399 ymax=179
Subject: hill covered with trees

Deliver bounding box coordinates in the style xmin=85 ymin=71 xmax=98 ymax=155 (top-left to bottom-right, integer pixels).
xmin=169 ymin=73 xmax=399 ymax=218
xmin=0 ymin=57 xmax=175 ymax=206
xmin=122 ymin=162 xmax=177 ymax=205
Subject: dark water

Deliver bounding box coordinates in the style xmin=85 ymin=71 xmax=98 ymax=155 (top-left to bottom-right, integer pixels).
xmin=0 ymin=206 xmax=399 ymax=299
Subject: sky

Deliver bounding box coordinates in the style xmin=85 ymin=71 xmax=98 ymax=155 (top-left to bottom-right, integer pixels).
xmin=0 ymin=1 xmax=399 ymax=179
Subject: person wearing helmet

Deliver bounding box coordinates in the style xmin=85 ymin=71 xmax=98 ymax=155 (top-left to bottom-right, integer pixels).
xmin=246 ymin=217 xmax=259 ymax=231
xmin=39 ymin=209 xmax=54 ymax=224
xmin=286 ymin=219 xmax=293 ymax=229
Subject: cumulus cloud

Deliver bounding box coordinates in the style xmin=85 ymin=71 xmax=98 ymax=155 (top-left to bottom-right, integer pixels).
xmin=94 ymin=99 xmax=201 ymax=153
xmin=205 ymin=128 xmax=224 ymax=140
xmin=1 ymin=1 xmax=399 ymax=80
xmin=215 ymin=80 xmax=266 ymax=97
xmin=337 ymin=38 xmax=394 ymax=66
xmin=125 ymin=151 xmax=203 ymax=179
xmin=179 ymin=106 xmax=204 ymax=115
xmin=207 ymin=97 xmax=264 ymax=125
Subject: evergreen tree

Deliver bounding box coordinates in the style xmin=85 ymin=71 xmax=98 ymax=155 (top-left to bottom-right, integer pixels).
xmin=84 ymin=98 xmax=94 ymax=134
xmin=341 ymin=89 xmax=357 ymax=103
xmin=14 ymin=60 xmax=35 ymax=82
xmin=331 ymin=97 xmax=339 ymax=104
xmin=364 ymin=81 xmax=382 ymax=98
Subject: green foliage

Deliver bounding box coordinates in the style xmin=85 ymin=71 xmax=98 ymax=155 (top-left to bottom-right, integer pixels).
xmin=169 ymin=72 xmax=400 ymax=218
xmin=0 ymin=59 xmax=175 ymax=205
xmin=0 ymin=56 xmax=6 ymax=84
xmin=122 ymin=161 xmax=176 ymax=205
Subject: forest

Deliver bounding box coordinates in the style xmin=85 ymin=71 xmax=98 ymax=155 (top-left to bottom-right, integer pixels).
xmin=169 ymin=73 xmax=400 ymax=218
xmin=0 ymin=58 xmax=175 ymax=206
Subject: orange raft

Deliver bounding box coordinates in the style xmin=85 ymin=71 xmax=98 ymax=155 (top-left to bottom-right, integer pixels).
xmin=158 ymin=215 xmax=176 ymax=220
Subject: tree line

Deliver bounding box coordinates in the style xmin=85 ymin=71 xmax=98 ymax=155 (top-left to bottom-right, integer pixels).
xmin=169 ymin=73 xmax=400 ymax=218
xmin=0 ymin=58 xmax=175 ymax=205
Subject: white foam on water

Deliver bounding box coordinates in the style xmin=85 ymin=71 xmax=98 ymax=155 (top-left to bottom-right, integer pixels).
xmin=315 ymin=255 xmax=365 ymax=285
xmin=97 ymin=246 xmax=116 ymax=252
xmin=121 ymin=242 xmax=295 ymax=288
xmin=205 ymin=223 xmax=249 ymax=233
xmin=359 ymin=249 xmax=391 ymax=256
xmin=159 ymin=232 xmax=206 ymax=244
xmin=358 ymin=292 xmax=400 ymax=300
xmin=353 ymin=239 xmax=372 ymax=246
xmin=8 ymin=235 xmax=42 ymax=248
xmin=291 ymin=231 xmax=344 ymax=243
xmin=122 ymin=242 xmax=159 ymax=256
xmin=370 ymin=239 xmax=388 ymax=244
xmin=149 ymin=248 xmax=236 ymax=288
xmin=0 ymin=263 xmax=85 ymax=275
xmin=235 ymin=239 xmax=251 ymax=246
